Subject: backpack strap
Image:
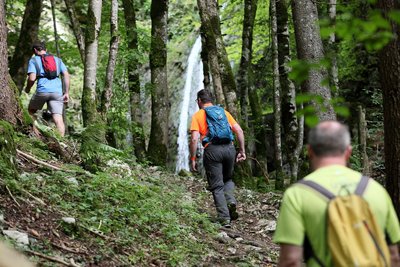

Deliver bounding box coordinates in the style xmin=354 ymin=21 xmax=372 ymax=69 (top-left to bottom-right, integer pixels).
xmin=33 ymin=56 xmax=42 ymax=78
xmin=354 ymin=175 xmax=369 ymax=196
xmin=297 ymin=180 xmax=335 ymax=200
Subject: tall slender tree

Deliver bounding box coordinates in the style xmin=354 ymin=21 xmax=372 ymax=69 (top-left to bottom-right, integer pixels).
xmin=207 ymin=0 xmax=238 ymax=117
xmin=237 ymin=0 xmax=258 ymax=125
xmin=0 ymin=0 xmax=23 ymax=126
xmin=197 ymin=0 xmax=225 ymax=106
xmin=82 ymin=0 xmax=102 ymax=126
xmin=147 ymin=0 xmax=169 ymax=166
xmin=291 ymin=0 xmax=336 ymax=121
xmin=122 ymin=0 xmax=147 ymax=160
xmin=271 ymin=0 xmax=284 ymax=190
xmin=378 ymin=0 xmax=400 ymax=217
xmin=9 ymin=0 xmax=43 ymax=93
xmin=277 ymin=0 xmax=300 ymax=181
xmin=101 ymin=0 xmax=119 ymax=115
xmin=64 ymin=0 xmax=85 ymax=63
xmin=200 ymin=25 xmax=211 ymax=91
xmin=328 ymin=0 xmax=339 ymax=94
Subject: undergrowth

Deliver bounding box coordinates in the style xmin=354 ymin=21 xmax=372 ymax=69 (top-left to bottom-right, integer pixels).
xmin=5 ymin=136 xmax=218 ymax=266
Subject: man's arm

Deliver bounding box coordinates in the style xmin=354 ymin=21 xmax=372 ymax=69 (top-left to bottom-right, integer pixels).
xmin=390 ymin=244 xmax=400 ymax=267
xmin=190 ymin=131 xmax=200 ymax=171
xmin=62 ymin=71 xmax=70 ymax=102
xmin=24 ymin=73 xmax=36 ymax=93
xmin=278 ymin=244 xmax=303 ymax=267
xmin=232 ymin=123 xmax=246 ymax=162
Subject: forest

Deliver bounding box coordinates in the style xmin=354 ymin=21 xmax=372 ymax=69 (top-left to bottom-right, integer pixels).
xmin=0 ymin=0 xmax=399 ymax=265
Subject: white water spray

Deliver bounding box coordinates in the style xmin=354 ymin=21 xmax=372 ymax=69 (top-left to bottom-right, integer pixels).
xmin=176 ymin=37 xmax=204 ymax=173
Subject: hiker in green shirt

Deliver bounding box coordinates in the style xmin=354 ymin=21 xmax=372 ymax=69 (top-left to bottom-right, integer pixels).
xmin=274 ymin=121 xmax=400 ymax=267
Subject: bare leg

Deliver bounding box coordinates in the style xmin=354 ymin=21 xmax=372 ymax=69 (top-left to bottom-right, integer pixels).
xmin=52 ymin=114 xmax=65 ymax=137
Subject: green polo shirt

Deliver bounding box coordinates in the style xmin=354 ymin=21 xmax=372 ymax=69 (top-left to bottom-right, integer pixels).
xmin=273 ymin=165 xmax=400 ymax=266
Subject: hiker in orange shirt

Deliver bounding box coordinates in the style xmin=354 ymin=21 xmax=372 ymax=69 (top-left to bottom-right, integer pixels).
xmin=190 ymin=89 xmax=246 ymax=228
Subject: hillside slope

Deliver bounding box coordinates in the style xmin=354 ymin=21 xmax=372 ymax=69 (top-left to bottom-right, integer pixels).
xmin=0 ymin=134 xmax=279 ymax=266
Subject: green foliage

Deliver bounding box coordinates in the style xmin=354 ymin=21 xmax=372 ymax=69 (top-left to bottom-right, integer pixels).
xmin=0 ymin=121 xmax=18 ymax=180
xmin=6 ymin=142 xmax=217 ymax=265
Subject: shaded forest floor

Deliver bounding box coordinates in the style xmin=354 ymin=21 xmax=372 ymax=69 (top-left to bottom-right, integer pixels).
xmin=0 ymin=133 xmax=280 ymax=266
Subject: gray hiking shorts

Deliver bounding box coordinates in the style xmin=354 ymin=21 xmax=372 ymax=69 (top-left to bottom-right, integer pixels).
xmin=29 ymin=92 xmax=63 ymax=115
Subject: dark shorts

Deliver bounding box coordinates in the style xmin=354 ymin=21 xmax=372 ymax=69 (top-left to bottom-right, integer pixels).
xmin=28 ymin=92 xmax=63 ymax=115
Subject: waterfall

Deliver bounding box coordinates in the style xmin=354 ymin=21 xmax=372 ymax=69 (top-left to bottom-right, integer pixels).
xmin=176 ymin=37 xmax=204 ymax=173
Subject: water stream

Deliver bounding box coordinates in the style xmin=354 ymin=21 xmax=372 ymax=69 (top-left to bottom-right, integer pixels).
xmin=176 ymin=37 xmax=204 ymax=173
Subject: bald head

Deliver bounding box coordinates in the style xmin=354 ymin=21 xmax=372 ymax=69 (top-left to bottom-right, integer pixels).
xmin=308 ymin=121 xmax=351 ymax=157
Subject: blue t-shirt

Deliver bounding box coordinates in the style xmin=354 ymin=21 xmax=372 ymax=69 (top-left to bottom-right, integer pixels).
xmin=27 ymin=55 xmax=67 ymax=94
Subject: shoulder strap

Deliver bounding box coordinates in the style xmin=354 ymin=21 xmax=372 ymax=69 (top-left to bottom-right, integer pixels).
xmin=297 ymin=180 xmax=335 ymax=200
xmin=354 ymin=175 xmax=369 ymax=196
xmin=33 ymin=56 xmax=41 ymax=77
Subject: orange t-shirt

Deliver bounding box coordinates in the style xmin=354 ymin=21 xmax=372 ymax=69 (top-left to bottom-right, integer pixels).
xmin=190 ymin=103 xmax=237 ymax=142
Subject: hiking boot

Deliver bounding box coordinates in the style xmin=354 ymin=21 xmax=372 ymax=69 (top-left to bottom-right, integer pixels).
xmin=228 ymin=203 xmax=239 ymax=221
xmin=220 ymin=219 xmax=231 ymax=228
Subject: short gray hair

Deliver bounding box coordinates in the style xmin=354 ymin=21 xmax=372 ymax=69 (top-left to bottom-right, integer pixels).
xmin=308 ymin=121 xmax=351 ymax=157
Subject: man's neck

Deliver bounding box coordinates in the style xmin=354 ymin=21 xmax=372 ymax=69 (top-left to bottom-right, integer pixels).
xmin=312 ymin=157 xmax=347 ymax=171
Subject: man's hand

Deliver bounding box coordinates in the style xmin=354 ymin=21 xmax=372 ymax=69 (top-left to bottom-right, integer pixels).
xmin=236 ymin=151 xmax=246 ymax=163
xmin=191 ymin=158 xmax=197 ymax=172
xmin=63 ymin=93 xmax=69 ymax=103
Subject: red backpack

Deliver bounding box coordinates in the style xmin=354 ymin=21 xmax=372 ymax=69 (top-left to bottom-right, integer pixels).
xmin=34 ymin=54 xmax=60 ymax=79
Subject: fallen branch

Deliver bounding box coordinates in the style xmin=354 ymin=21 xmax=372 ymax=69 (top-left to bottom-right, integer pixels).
xmin=247 ymin=156 xmax=270 ymax=184
xmin=79 ymin=224 xmax=111 ymax=240
xmin=25 ymin=250 xmax=80 ymax=267
xmin=6 ymin=185 xmax=21 ymax=207
xmin=17 ymin=149 xmax=62 ymax=171
xmin=20 ymin=189 xmax=46 ymax=206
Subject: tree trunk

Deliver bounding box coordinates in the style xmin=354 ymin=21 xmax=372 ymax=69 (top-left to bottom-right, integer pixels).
xmin=197 ymin=0 xmax=225 ymax=106
xmin=82 ymin=0 xmax=102 ymax=127
xmin=9 ymin=0 xmax=43 ymax=93
xmin=64 ymin=0 xmax=85 ymax=63
xmin=291 ymin=0 xmax=335 ymax=121
xmin=271 ymin=0 xmax=284 ymax=190
xmin=277 ymin=0 xmax=299 ymax=181
xmin=101 ymin=0 xmax=119 ymax=116
xmin=200 ymin=25 xmax=211 ymax=91
xmin=378 ymin=0 xmax=400 ymax=217
xmin=328 ymin=0 xmax=339 ymax=95
xmin=147 ymin=0 xmax=169 ymax=166
xmin=207 ymin=0 xmax=238 ymax=117
xmin=122 ymin=0 xmax=147 ymax=160
xmin=237 ymin=0 xmax=258 ymax=126
xmin=358 ymin=105 xmax=370 ymax=176
xmin=0 ymin=1 xmax=23 ymax=126
xmin=291 ymin=105 xmax=304 ymax=183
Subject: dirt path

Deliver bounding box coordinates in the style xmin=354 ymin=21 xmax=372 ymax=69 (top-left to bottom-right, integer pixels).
xmin=181 ymin=175 xmax=280 ymax=266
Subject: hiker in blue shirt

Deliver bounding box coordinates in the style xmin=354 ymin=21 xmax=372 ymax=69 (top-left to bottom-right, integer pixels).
xmin=25 ymin=41 xmax=70 ymax=136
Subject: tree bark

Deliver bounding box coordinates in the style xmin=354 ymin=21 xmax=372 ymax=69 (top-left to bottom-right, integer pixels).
xmin=291 ymin=0 xmax=336 ymax=121
xmin=197 ymin=0 xmax=225 ymax=106
xmin=0 ymin=1 xmax=23 ymax=126
xmin=328 ymin=0 xmax=339 ymax=95
xmin=122 ymin=0 xmax=147 ymax=160
xmin=277 ymin=0 xmax=299 ymax=181
xmin=237 ymin=0 xmax=258 ymax=126
xmin=378 ymin=0 xmax=400 ymax=217
xmin=9 ymin=0 xmax=43 ymax=93
xmin=358 ymin=105 xmax=370 ymax=176
xmin=82 ymin=0 xmax=102 ymax=127
xmin=207 ymin=0 xmax=238 ymax=117
xmin=101 ymin=0 xmax=119 ymax=116
xmin=271 ymin=0 xmax=284 ymax=190
xmin=200 ymin=25 xmax=211 ymax=91
xmin=147 ymin=0 xmax=169 ymax=166
xmin=64 ymin=0 xmax=85 ymax=63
